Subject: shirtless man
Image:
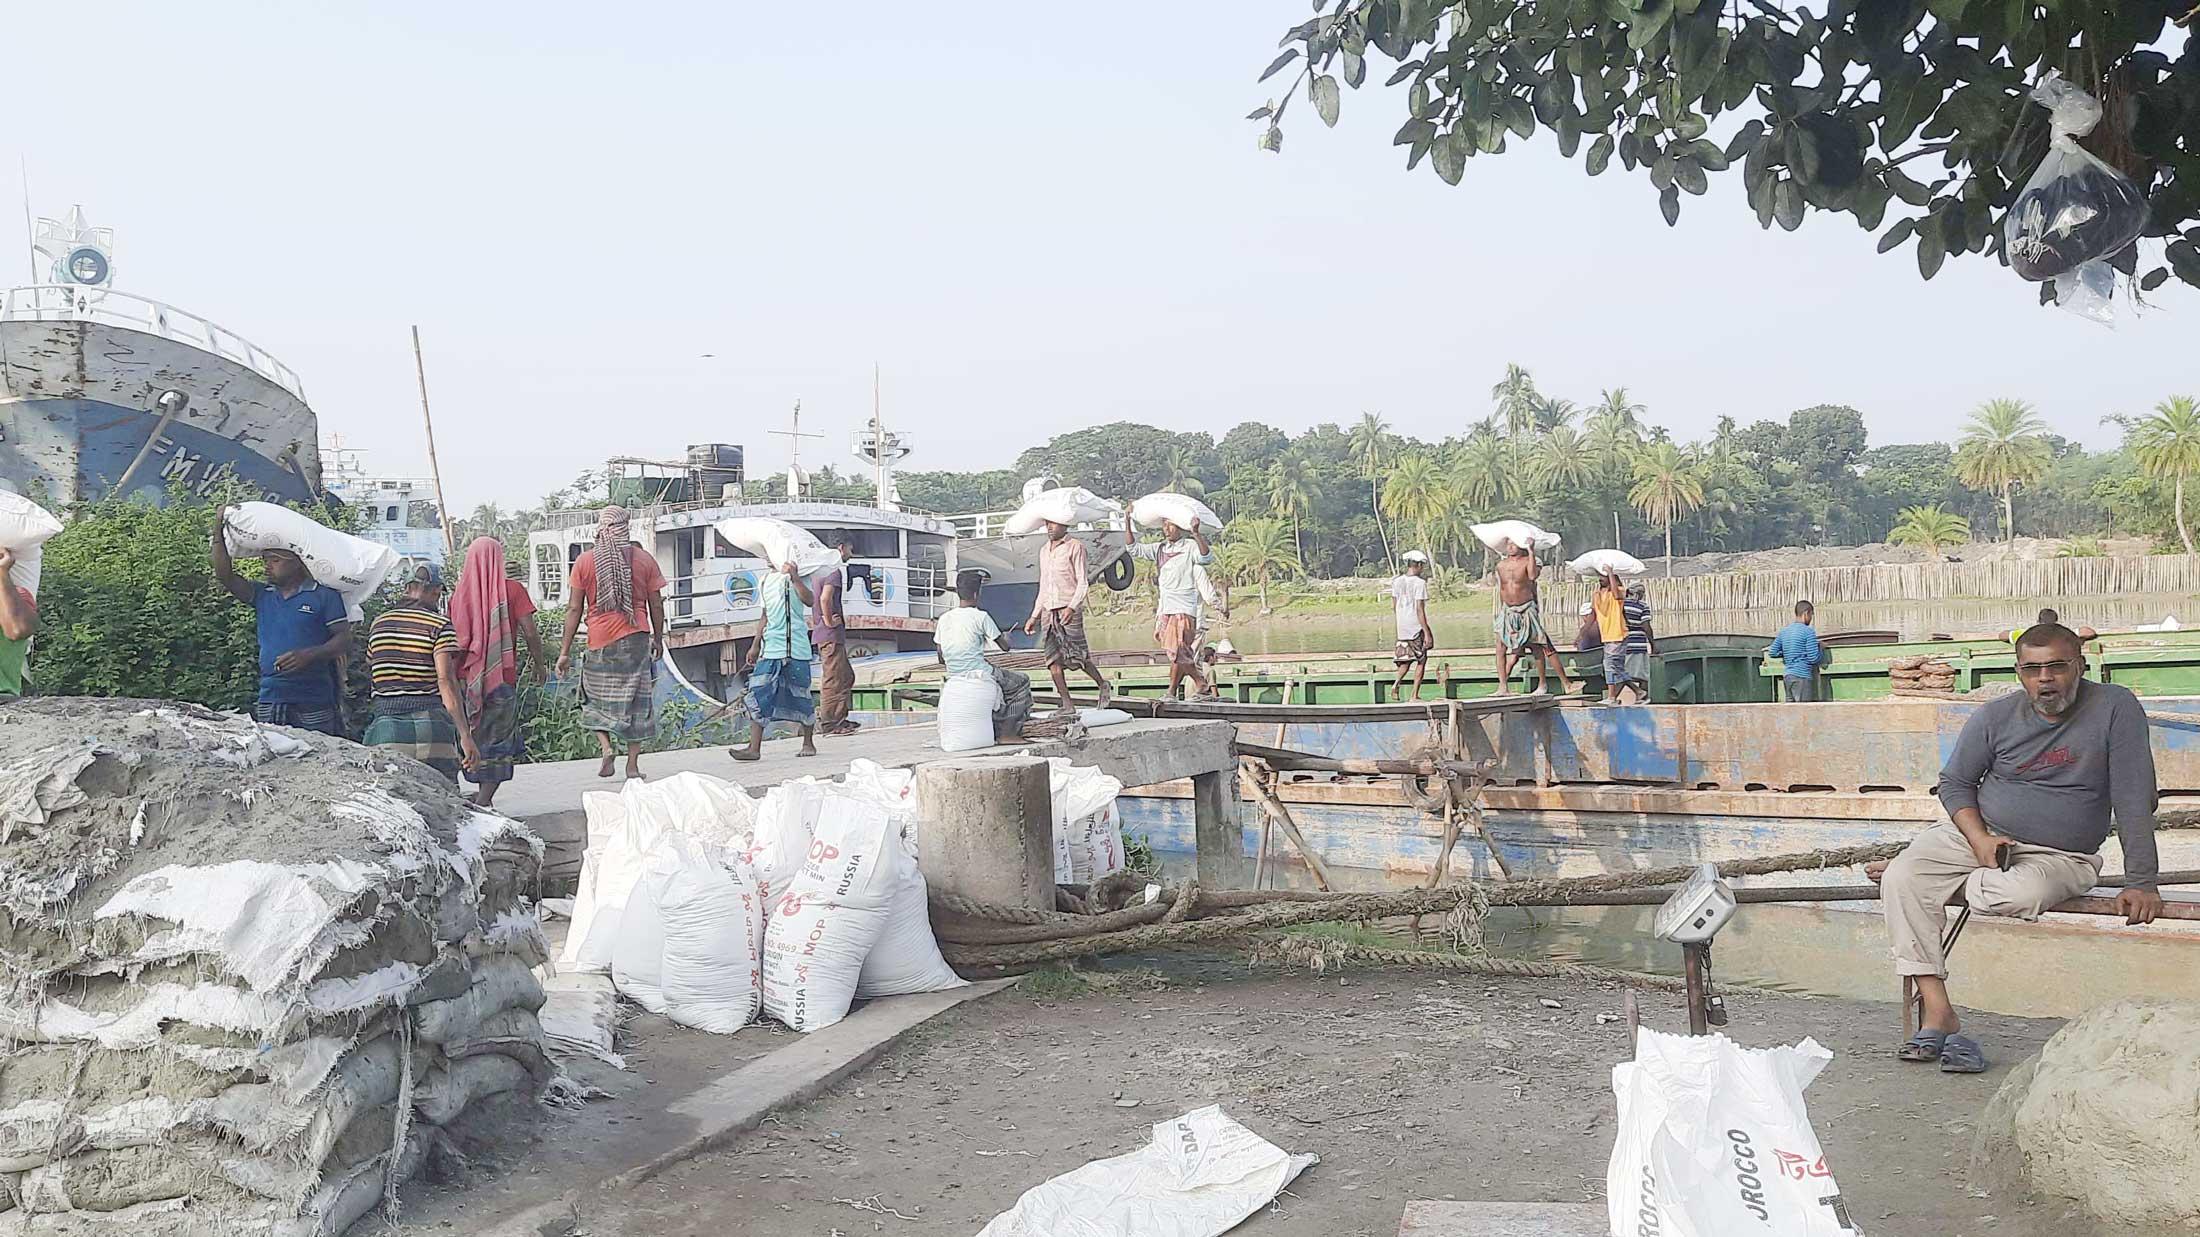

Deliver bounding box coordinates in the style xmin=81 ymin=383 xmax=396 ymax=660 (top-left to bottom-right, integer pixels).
xmin=1492 ymin=538 xmax=1574 ymax=695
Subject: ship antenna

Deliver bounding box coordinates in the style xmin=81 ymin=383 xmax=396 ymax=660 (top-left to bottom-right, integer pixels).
xmin=769 ymin=399 xmax=822 ymax=499
xmin=18 ymin=158 xmax=33 ymax=284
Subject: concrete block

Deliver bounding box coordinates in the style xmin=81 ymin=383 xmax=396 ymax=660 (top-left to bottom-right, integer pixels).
xmin=914 ymin=755 xmax=1053 ymax=909
xmin=1397 ymin=1201 xmax=1606 ymax=1236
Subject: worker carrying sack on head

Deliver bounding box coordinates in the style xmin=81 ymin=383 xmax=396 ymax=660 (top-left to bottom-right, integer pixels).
xmin=0 ymin=485 xmax=59 ymax=699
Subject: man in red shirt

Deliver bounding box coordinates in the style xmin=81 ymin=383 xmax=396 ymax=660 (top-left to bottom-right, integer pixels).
xmin=1024 ymin=521 xmax=1113 ymax=712
xmin=554 ymin=507 xmax=667 ymax=779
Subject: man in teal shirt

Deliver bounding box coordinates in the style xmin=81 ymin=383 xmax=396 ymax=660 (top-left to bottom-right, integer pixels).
xmin=0 ymin=547 xmax=35 ymax=699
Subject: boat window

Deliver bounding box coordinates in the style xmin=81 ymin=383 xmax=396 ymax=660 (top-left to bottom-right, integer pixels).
xmin=805 ymin=528 xmax=899 ymax=559
xmin=385 ymin=505 xmax=399 ymax=523
xmin=533 ymin=543 xmax=566 ymax=605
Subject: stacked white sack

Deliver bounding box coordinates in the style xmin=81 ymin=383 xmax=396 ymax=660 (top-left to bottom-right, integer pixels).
xmin=1003 ymin=488 xmax=1123 ymax=536
xmin=0 ymin=699 xmax=548 ymax=1237
xmin=1045 ymin=759 xmax=1127 ymax=885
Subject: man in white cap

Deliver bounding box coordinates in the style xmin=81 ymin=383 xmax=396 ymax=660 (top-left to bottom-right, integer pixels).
xmin=1388 ymin=551 xmax=1435 ymax=700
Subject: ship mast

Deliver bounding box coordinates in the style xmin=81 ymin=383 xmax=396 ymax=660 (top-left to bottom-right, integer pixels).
xmin=769 ymin=399 xmax=821 ymax=499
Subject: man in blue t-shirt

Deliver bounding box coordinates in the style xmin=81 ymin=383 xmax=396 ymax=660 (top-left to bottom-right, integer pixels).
xmin=1765 ymin=599 xmax=1826 ymax=702
xmin=212 ymin=521 xmax=352 ymax=735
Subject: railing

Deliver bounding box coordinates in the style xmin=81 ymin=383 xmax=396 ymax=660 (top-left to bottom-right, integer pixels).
xmin=0 ymin=284 xmax=306 ymax=400
xmin=951 ymin=509 xmax=1117 ymax=539
xmin=660 ymin=561 xmax=953 ymax=626
xmin=1543 ymin=554 xmax=2200 ymax=615
xmin=541 ymin=492 xmax=943 ymax=526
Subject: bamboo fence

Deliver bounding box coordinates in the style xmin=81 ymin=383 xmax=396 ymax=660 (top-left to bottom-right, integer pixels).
xmin=1543 ymin=555 xmax=2200 ymax=615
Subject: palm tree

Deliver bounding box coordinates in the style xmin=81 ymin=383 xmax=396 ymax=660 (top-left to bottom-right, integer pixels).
xmin=1426 ymin=502 xmax=1479 ymax=570
xmin=1381 ymin=453 xmax=1446 ymax=553
xmin=1268 ymin=451 xmax=1324 ymax=566
xmin=1161 ymin=446 xmax=1206 ymax=497
xmin=2131 ymin=395 xmax=2200 ymax=554
xmin=1449 ymin=431 xmax=1513 ymax=510
xmin=1534 ymin=426 xmax=1594 ymax=492
xmin=1490 ymin=364 xmax=1541 ymax=438
xmin=1585 ymin=388 xmax=1647 ymax=543
xmin=1534 ymin=396 xmax=1579 ymax=434
xmin=1219 ymin=516 xmax=1298 ymax=611
xmin=1629 ymin=442 xmax=1706 ymax=574
xmin=1887 ymin=504 xmax=1971 ymax=558
xmin=1954 ymin=398 xmax=2051 ymax=542
xmin=1349 ymin=412 xmax=1395 ymax=569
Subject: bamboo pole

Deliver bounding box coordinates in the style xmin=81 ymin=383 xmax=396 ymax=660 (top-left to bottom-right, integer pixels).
xmin=410 ymin=325 xmax=457 ymax=559
xmin=1239 ymin=761 xmax=1336 ymax=891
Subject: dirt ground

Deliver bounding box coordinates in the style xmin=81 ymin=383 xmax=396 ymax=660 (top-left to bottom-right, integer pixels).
xmin=565 ymin=950 xmax=2148 ymax=1237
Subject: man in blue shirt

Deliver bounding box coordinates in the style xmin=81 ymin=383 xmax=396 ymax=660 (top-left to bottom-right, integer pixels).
xmin=212 ymin=521 xmax=352 ymax=735
xmin=1765 ymin=600 xmax=1826 ymax=702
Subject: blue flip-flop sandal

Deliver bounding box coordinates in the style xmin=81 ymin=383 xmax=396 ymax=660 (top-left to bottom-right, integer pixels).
xmin=1939 ymin=1034 xmax=1989 ymax=1073
xmin=1897 ymin=1028 xmax=1947 ymax=1062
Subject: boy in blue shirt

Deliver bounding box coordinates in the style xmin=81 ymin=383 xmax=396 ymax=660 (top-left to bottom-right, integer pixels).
xmin=1766 ymin=599 xmax=1826 ymax=702
xmin=212 ymin=521 xmax=352 ymax=735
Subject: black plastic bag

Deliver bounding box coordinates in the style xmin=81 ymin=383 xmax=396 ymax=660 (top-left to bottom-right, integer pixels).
xmin=2004 ymin=73 xmax=2148 ymax=284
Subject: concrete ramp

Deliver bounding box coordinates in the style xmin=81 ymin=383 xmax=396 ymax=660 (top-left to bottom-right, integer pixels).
xmin=1399 ymin=1201 xmax=1605 ymax=1236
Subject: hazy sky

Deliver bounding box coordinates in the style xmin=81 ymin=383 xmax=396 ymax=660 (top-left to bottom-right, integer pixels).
xmin=15 ymin=3 xmax=2189 ymax=511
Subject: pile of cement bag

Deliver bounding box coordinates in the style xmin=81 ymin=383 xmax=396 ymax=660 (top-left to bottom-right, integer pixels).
xmin=0 ymin=699 xmax=547 ymax=1236
xmin=560 ymin=764 xmax=965 ymax=1036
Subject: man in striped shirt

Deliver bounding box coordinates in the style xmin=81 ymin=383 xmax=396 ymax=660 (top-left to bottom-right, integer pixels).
xmin=364 ymin=565 xmax=478 ymax=781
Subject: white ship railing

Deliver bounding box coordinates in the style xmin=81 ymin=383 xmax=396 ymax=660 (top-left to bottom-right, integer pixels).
xmin=0 ymin=284 xmax=306 ymax=401
xmin=952 ymin=509 xmax=1118 ymax=539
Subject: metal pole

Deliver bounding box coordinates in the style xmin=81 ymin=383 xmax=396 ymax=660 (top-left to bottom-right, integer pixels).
xmin=1682 ymin=943 xmax=1710 ymax=1035
xmin=19 ymin=159 xmax=34 ymax=284
xmin=410 ymin=326 xmax=456 ymax=558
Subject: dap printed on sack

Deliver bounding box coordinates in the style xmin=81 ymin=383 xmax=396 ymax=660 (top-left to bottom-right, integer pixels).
xmin=1005 ymin=486 xmax=1123 ymax=536
xmin=221 ymin=501 xmax=399 ymax=621
xmin=1608 ymin=1027 xmax=1863 ymax=1237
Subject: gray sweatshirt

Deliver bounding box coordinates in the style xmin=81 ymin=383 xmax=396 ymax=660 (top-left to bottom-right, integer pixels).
xmin=1935 ymin=679 xmax=2159 ymax=886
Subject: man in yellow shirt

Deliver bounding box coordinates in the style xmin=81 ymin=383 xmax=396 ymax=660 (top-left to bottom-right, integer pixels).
xmin=1592 ymin=570 xmax=1628 ymax=702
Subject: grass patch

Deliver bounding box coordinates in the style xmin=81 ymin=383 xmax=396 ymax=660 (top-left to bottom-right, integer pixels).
xmin=1275 ymin=919 xmax=1460 ymax=953
xmin=1018 ymin=963 xmax=1173 ymax=1000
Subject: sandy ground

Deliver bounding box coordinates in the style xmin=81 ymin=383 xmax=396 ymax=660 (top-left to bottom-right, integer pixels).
xmin=550 ymin=950 xmax=2157 ymax=1237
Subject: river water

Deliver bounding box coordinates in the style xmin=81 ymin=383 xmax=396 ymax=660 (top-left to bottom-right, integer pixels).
xmin=1096 ymin=592 xmax=2199 ymax=655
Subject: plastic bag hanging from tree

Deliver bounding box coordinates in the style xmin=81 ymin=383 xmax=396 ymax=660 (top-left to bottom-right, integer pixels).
xmin=2003 ymin=72 xmax=2149 ymax=322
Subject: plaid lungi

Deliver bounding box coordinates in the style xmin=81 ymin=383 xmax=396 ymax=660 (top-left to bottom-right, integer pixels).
xmin=747 ymin=656 xmax=816 ymax=726
xmin=465 ymin=683 xmax=521 ymax=788
xmin=253 ymin=700 xmax=344 ymax=737
xmin=1038 ymin=608 xmax=1091 ymax=669
xmin=1494 ymin=599 xmax=1554 ymax=654
xmin=581 ymin=631 xmax=657 ymax=743
xmin=1393 ymin=631 xmax=1432 ymax=666
xmin=365 ymin=697 xmax=462 ymax=782
xmin=1156 ymin=613 xmax=1201 ymax=669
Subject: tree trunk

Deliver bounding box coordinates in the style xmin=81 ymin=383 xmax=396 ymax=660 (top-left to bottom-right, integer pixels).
xmin=2002 ymin=483 xmax=2015 ymax=542
xmin=1257 ymin=573 xmax=1269 ymax=611
xmin=1371 ymin=475 xmax=1394 ymax=569
xmin=2179 ymin=476 xmax=2195 ymax=555
xmin=1664 ymin=519 xmax=1674 ymax=576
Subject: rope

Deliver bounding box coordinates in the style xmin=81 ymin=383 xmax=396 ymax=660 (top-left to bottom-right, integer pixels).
xmin=927 ymin=889 xmax=1085 ymax=925
xmin=1293 ymin=945 xmax=1692 ymax=992
xmin=934 ymin=900 xmax=1173 ymax=945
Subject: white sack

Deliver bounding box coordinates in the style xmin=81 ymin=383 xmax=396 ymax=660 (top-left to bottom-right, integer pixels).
xmin=1047 ymin=759 xmax=1126 ymax=885
xmin=613 ymin=829 xmax=762 ymax=1033
xmin=560 ymin=790 xmax=655 ymax=974
xmin=760 ymin=799 xmax=900 ymax=1032
xmin=937 ymin=674 xmax=1001 ymax=753
xmin=978 ymin=1105 xmax=1317 ymax=1237
xmin=1607 ymin=1028 xmax=1859 ymax=1237
xmin=0 ymin=490 xmax=62 ymax=597
xmin=220 ymin=502 xmax=398 ymax=622
xmin=746 ymin=776 xmax=830 ymax=902
xmin=714 ymin=516 xmax=841 ymax=573
xmin=1004 ymin=487 xmax=1123 ymax=536
xmin=1129 ymin=493 xmax=1225 ymax=535
xmin=1471 ymin=519 xmax=1560 ymax=554
xmin=1079 ymin=707 xmax=1134 ymax=728
xmin=855 ymin=865 xmax=965 ymax=998
xmin=1569 ymin=549 xmax=1649 ymax=577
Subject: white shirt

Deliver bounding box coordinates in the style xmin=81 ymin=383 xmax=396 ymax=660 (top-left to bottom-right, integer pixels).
xmin=935 ymin=607 xmax=1002 ymax=678
xmin=1390 ymin=573 xmax=1429 ymax=640
xmin=1134 ymin=539 xmax=1213 ymax=618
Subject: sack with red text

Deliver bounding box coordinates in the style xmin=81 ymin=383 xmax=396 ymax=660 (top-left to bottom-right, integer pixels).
xmin=1608 ymin=1028 xmax=1863 ymax=1237
xmin=759 ymin=798 xmax=901 ymax=1032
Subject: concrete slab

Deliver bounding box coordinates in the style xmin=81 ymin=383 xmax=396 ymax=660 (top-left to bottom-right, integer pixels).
xmin=1397 ymin=1201 xmax=1606 ymax=1236
xmin=498 ymin=717 xmax=1232 ymax=888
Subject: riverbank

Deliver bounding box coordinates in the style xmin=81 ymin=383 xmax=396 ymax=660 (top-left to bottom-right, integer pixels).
xmin=559 ymin=951 xmax=2131 ymax=1237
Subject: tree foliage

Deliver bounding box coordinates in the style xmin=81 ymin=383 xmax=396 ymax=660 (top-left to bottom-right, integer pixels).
xmin=1887 ymin=501 xmax=1971 ymax=555
xmin=1253 ymin=0 xmax=2200 ymax=292
xmin=2130 ymin=393 xmax=2200 ymax=553
xmin=1954 ymin=397 xmax=2052 ymax=539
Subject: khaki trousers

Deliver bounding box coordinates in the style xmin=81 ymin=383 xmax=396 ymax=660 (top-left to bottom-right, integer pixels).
xmin=1881 ymin=820 xmax=2102 ymax=978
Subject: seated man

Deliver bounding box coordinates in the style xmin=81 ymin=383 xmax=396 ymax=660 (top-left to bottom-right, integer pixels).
xmin=936 ymin=574 xmax=1033 ymax=742
xmin=1870 ymin=622 xmax=2162 ymax=1072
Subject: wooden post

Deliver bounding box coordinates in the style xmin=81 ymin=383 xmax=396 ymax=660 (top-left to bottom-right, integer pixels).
xmin=1238 ymin=762 xmax=1333 ymax=891
xmin=1190 ymin=768 xmax=1243 ymax=887
xmin=410 ymin=325 xmax=457 ymax=559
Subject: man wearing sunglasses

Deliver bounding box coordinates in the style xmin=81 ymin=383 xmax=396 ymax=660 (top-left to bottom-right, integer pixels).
xmin=1871 ymin=621 xmax=2162 ymax=1074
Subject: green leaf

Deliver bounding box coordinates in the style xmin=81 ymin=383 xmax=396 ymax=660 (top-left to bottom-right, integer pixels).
xmin=1925 ymin=0 xmax=1968 ymax=21
xmin=1258 ymin=125 xmax=1283 ymax=154
xmin=1676 ymin=159 xmax=1708 ymax=195
xmin=1790 ymin=124 xmax=1823 ymax=184
xmin=1660 ymin=182 xmax=1682 ymax=225
xmin=1917 ymin=221 xmax=1947 ymax=277
xmin=2169 ymin=240 xmax=2200 ymax=286
xmin=1627 ymin=0 xmax=1673 ymax=50
xmin=1261 ymin=49 xmax=1302 ymax=82
xmin=1431 ymin=127 xmax=1467 ymax=184
xmin=1384 ymin=61 xmax=1421 ymax=87
xmin=1884 ymin=166 xmax=1934 ymax=206
xmin=1586 ymin=133 xmax=1615 ymax=175
xmin=1875 ymin=217 xmax=1915 ymax=253
xmin=1751 ymin=170 xmax=1778 ymax=227
xmin=1503 ymin=97 xmax=1535 ymax=140
xmin=1773 ymin=179 xmax=1804 ymax=231
xmin=1674 ymin=112 xmax=1709 ymax=140
xmin=1852 ymin=186 xmax=1889 ymax=230
xmin=1557 ymin=116 xmax=1583 ymax=157
xmin=1393 ymin=118 xmax=1437 ymax=146
xmin=1343 ymin=51 xmax=1366 ymax=88
xmin=2141 ymin=267 xmax=2171 ymax=292
xmin=1651 ymin=153 xmax=1677 ymax=191
xmin=1247 ymin=104 xmax=1275 ymax=121
xmin=1312 ymin=75 xmax=1342 ymax=127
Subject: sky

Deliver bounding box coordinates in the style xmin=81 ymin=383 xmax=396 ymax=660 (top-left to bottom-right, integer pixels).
xmin=13 ymin=3 xmax=2191 ymax=513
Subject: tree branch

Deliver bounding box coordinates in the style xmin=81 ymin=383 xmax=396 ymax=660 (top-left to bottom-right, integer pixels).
xmin=1883 ymin=140 xmax=1955 ymax=169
